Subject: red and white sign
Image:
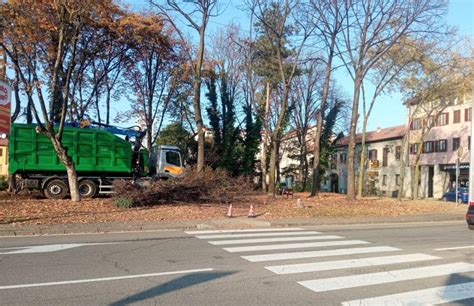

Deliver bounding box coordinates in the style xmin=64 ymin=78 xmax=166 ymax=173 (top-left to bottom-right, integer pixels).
xmin=0 ymin=80 xmax=11 ymax=137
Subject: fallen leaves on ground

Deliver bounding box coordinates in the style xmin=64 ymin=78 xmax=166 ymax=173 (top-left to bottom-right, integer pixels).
xmin=0 ymin=191 xmax=467 ymax=226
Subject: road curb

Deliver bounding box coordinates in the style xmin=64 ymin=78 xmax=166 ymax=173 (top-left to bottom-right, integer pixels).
xmin=0 ymin=213 xmax=466 ymax=237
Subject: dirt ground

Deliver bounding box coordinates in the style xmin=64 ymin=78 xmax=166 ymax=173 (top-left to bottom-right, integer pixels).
xmin=0 ymin=191 xmax=467 ymax=226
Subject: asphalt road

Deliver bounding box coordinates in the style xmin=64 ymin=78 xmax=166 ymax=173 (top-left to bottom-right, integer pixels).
xmin=0 ymin=221 xmax=473 ymax=305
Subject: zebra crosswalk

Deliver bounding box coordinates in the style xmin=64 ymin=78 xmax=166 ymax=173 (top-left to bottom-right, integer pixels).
xmin=185 ymin=227 xmax=474 ymax=305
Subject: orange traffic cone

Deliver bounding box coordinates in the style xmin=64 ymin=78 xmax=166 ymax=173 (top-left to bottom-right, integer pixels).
xmin=248 ymin=204 xmax=255 ymax=218
xmin=227 ymin=204 xmax=233 ymax=218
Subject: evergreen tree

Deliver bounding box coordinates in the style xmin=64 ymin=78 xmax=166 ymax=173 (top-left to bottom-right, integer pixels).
xmin=241 ymin=104 xmax=262 ymax=176
xmin=316 ymin=101 xmax=344 ymax=189
xmin=219 ymin=73 xmax=240 ymax=174
xmin=205 ymin=74 xmax=221 ymax=150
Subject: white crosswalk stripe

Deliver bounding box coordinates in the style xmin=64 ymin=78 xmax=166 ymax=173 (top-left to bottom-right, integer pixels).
xmin=185 ymin=228 xmax=303 ymax=235
xmin=208 ymin=235 xmax=342 ymax=245
xmin=195 ymin=231 xmax=322 ymax=239
xmin=265 ymin=253 xmax=440 ymax=274
xmin=188 ymin=227 xmax=474 ymax=305
xmin=298 ymin=262 xmax=474 ymax=293
xmin=223 ymin=240 xmax=370 ymax=252
xmin=242 ymin=246 xmax=400 ymax=262
xmin=342 ymin=282 xmax=474 ymax=306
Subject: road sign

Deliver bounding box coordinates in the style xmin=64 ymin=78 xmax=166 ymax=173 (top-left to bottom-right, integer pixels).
xmin=0 ymin=80 xmax=11 ymax=137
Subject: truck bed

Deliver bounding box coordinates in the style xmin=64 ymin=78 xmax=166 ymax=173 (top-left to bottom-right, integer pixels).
xmin=9 ymin=124 xmax=133 ymax=175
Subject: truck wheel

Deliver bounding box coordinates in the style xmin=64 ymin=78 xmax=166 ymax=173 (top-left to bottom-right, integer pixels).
xmin=78 ymin=180 xmax=97 ymax=199
xmin=44 ymin=179 xmax=68 ymax=200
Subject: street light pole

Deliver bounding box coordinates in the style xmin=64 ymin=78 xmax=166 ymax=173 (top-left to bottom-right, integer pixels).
xmin=469 ymin=90 xmax=474 ymax=206
xmin=456 ymin=157 xmax=459 ymax=204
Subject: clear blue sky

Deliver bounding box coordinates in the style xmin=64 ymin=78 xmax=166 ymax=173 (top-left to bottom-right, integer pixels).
xmin=363 ymin=0 xmax=474 ymax=131
xmin=125 ymin=0 xmax=473 ymax=132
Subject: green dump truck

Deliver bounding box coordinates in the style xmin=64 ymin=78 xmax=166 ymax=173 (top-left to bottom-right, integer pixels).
xmin=9 ymin=123 xmax=184 ymax=199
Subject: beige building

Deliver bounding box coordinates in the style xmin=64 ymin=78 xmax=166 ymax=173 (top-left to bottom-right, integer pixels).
xmin=277 ymin=95 xmax=472 ymax=199
xmin=331 ymin=126 xmax=411 ymax=197
xmin=407 ymin=95 xmax=472 ymax=198
xmin=278 ymin=125 xmax=412 ymax=196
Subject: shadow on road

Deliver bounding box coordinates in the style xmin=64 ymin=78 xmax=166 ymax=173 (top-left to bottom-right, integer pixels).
xmin=443 ymin=273 xmax=474 ymax=305
xmin=109 ymin=271 xmax=235 ymax=306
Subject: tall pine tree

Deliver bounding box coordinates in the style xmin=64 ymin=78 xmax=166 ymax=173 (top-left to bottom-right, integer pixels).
xmin=241 ymin=104 xmax=262 ymax=176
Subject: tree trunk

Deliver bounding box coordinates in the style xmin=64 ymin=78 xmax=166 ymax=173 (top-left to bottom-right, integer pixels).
xmin=276 ymin=140 xmax=281 ymax=184
xmin=412 ymin=145 xmax=423 ymax=200
xmin=7 ymin=174 xmax=16 ymax=194
xmin=357 ymin=117 xmax=369 ymax=197
xmin=193 ymin=78 xmax=205 ymax=172
xmin=193 ymin=19 xmax=207 ymax=173
xmin=302 ymin=154 xmax=309 ymax=191
xmin=66 ymin=165 xmax=80 ymax=202
xmin=147 ymin=128 xmax=153 ymax=157
xmin=397 ymin=133 xmax=408 ymax=201
xmin=299 ymin=141 xmax=308 ymax=191
xmin=310 ymin=111 xmax=323 ymax=197
xmin=299 ymin=151 xmax=304 ymax=189
xmin=26 ymin=95 xmax=33 ymax=124
xmin=95 ymin=89 xmax=101 ymax=124
xmin=268 ymin=85 xmax=291 ymax=196
xmin=268 ymin=138 xmax=277 ymax=196
xmin=51 ymin=137 xmax=80 ymax=201
xmin=106 ymin=87 xmax=111 ymax=125
xmin=261 ymin=134 xmax=268 ymax=192
xmin=346 ymin=76 xmax=362 ymax=200
xmin=0 ymin=30 xmax=5 ymax=79
xmin=261 ymin=83 xmax=270 ymax=192
xmin=413 ymin=164 xmax=420 ymax=200
xmin=309 ymin=42 xmax=334 ymax=197
xmin=11 ymin=68 xmax=21 ymax=122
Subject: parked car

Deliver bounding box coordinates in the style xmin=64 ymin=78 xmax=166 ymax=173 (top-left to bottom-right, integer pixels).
xmin=467 ymin=202 xmax=474 ymax=230
xmin=441 ymin=187 xmax=469 ymax=204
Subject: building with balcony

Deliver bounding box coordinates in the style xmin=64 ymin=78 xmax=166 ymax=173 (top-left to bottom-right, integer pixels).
xmin=331 ymin=125 xmax=409 ymax=197
xmin=277 ymin=94 xmax=472 ymax=199
xmin=329 ymin=94 xmax=472 ymax=199
xmin=407 ymin=94 xmax=472 ymax=198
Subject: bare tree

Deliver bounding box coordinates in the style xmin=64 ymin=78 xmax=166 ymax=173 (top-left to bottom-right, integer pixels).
xmin=402 ymin=47 xmax=472 ymax=199
xmin=251 ymin=0 xmax=313 ymax=196
xmin=68 ymin=29 xmax=127 ymax=125
xmin=150 ymin=0 xmax=221 ymax=172
xmin=123 ymin=14 xmax=184 ymax=155
xmin=356 ymin=38 xmax=421 ymax=197
xmin=289 ymin=60 xmax=321 ymax=190
xmin=307 ymin=0 xmax=346 ymax=197
xmin=338 ymin=0 xmax=448 ymax=200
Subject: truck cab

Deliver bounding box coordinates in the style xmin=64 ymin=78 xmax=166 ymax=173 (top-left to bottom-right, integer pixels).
xmin=150 ymin=145 xmax=184 ymax=179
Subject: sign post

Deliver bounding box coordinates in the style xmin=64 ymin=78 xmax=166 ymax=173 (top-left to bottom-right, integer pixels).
xmin=456 ymin=158 xmax=460 ymax=204
xmin=470 ymin=91 xmax=474 ymax=207
xmin=456 ymin=147 xmax=463 ymax=204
